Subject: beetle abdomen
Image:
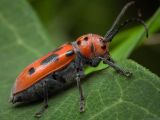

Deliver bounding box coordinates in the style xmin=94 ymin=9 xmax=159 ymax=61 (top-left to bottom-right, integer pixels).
xmin=11 ymin=77 xmax=64 ymax=103
xmin=11 ymin=61 xmax=77 ymax=103
xmin=13 ymin=44 xmax=76 ymax=95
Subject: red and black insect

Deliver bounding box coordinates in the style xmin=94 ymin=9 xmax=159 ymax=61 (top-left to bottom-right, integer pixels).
xmin=10 ymin=1 xmax=148 ymax=118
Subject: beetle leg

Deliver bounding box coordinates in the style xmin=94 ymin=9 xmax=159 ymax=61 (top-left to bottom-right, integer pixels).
xmin=76 ymin=73 xmax=85 ymax=113
xmin=34 ymin=81 xmax=48 ymax=118
xmin=100 ymin=57 xmax=132 ymax=77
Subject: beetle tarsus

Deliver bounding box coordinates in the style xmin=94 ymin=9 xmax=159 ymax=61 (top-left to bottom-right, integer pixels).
xmin=34 ymin=104 xmax=48 ymax=118
xmin=116 ymin=69 xmax=132 ymax=77
xmin=80 ymin=97 xmax=85 ymax=113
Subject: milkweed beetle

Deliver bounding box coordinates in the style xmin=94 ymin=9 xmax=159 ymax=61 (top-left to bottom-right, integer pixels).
xmin=10 ymin=1 xmax=148 ymax=118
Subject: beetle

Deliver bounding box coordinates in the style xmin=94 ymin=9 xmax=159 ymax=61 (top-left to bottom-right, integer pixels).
xmin=10 ymin=1 xmax=148 ymax=118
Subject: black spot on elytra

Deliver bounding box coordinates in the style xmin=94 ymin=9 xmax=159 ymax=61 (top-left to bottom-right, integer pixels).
xmin=84 ymin=37 xmax=88 ymax=41
xmin=41 ymin=54 xmax=59 ymax=65
xmin=101 ymin=45 xmax=106 ymax=50
xmin=90 ymin=43 xmax=94 ymax=53
xmin=66 ymin=50 xmax=74 ymax=57
xmin=77 ymin=40 xmax=81 ymax=45
xmin=28 ymin=67 xmax=35 ymax=75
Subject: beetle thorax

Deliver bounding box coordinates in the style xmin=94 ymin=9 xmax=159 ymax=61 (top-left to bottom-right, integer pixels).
xmin=74 ymin=34 xmax=109 ymax=59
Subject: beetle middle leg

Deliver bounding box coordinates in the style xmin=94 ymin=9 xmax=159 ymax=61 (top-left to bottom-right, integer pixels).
xmin=34 ymin=80 xmax=48 ymax=118
xmin=100 ymin=56 xmax=132 ymax=77
xmin=76 ymin=73 xmax=85 ymax=112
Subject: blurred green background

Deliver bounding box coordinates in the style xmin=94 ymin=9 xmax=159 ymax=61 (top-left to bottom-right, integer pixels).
xmin=29 ymin=0 xmax=160 ymax=76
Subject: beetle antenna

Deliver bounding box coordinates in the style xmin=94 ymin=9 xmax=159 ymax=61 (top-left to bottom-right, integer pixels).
xmin=105 ymin=18 xmax=148 ymax=41
xmin=105 ymin=1 xmax=135 ymax=38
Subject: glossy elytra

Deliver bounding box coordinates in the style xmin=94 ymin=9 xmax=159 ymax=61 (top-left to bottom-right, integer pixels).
xmin=10 ymin=1 xmax=148 ymax=118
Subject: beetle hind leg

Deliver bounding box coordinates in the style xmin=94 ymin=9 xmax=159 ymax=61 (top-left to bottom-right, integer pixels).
xmin=34 ymin=81 xmax=48 ymax=118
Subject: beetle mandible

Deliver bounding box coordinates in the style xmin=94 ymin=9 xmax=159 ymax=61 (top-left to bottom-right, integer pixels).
xmin=10 ymin=1 xmax=148 ymax=118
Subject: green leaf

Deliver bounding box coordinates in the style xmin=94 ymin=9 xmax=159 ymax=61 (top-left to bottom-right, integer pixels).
xmin=85 ymin=7 xmax=160 ymax=75
xmin=1 ymin=59 xmax=160 ymax=120
xmin=0 ymin=0 xmax=53 ymax=118
xmin=0 ymin=0 xmax=160 ymax=120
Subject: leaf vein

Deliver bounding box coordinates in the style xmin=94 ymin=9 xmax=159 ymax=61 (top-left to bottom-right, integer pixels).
xmin=0 ymin=13 xmax=42 ymax=57
xmin=123 ymin=100 xmax=159 ymax=118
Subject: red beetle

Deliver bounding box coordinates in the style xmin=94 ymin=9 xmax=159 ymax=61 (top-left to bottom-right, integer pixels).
xmin=10 ymin=1 xmax=148 ymax=118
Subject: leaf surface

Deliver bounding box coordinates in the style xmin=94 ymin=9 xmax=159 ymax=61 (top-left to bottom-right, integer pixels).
xmin=1 ymin=59 xmax=160 ymax=120
xmin=0 ymin=0 xmax=160 ymax=120
xmin=0 ymin=0 xmax=53 ymax=119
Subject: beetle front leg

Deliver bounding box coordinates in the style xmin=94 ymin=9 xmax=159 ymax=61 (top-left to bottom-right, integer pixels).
xmin=100 ymin=57 xmax=132 ymax=77
xmin=76 ymin=73 xmax=85 ymax=112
